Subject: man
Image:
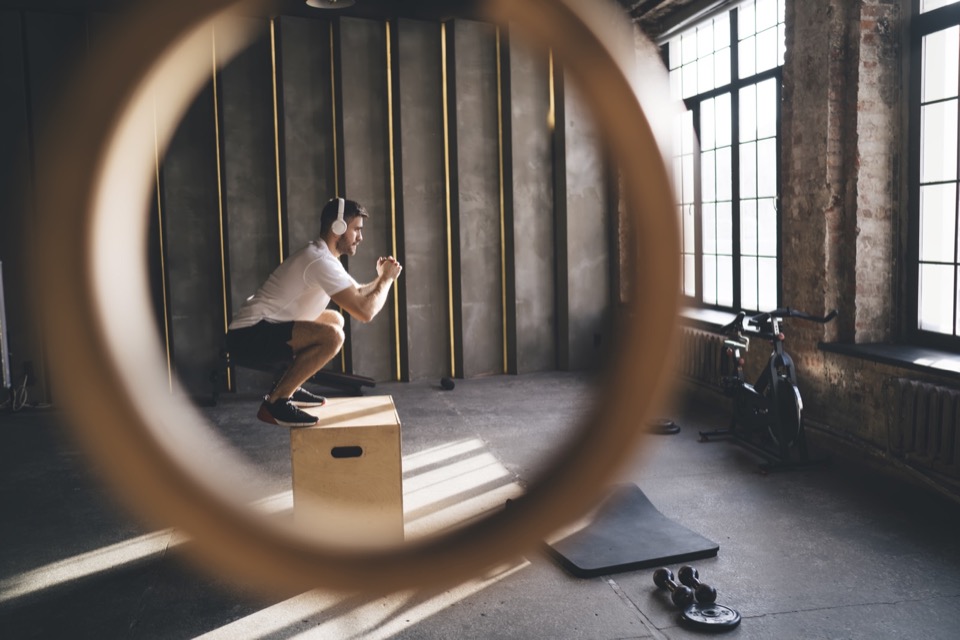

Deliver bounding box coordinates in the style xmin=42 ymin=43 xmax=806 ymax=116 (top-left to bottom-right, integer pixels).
xmin=226 ymin=197 xmax=402 ymax=427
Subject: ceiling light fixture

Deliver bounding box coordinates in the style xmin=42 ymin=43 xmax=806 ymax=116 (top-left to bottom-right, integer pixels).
xmin=305 ymin=0 xmax=356 ymax=8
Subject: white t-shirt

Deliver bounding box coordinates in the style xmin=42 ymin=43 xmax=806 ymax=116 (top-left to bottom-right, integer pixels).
xmin=229 ymin=240 xmax=358 ymax=329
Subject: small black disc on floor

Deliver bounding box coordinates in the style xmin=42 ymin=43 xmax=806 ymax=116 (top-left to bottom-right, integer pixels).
xmin=680 ymin=602 xmax=741 ymax=632
xmin=648 ymin=418 xmax=680 ymax=435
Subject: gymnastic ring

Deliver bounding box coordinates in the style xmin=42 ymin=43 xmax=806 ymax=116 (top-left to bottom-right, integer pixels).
xmin=34 ymin=0 xmax=680 ymax=594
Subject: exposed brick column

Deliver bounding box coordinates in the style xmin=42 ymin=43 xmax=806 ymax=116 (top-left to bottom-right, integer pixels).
xmin=782 ymin=0 xmax=859 ymax=346
xmin=781 ymin=0 xmax=902 ymax=405
xmin=852 ymin=0 xmax=900 ymax=343
xmin=782 ymin=0 xmax=900 ymax=346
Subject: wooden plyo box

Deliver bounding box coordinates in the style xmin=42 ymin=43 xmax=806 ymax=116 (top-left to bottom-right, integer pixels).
xmin=290 ymin=395 xmax=404 ymax=546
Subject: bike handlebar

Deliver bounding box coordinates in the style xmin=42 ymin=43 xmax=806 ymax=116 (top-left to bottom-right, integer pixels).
xmin=747 ymin=307 xmax=838 ymax=327
xmin=719 ymin=307 xmax=838 ymax=335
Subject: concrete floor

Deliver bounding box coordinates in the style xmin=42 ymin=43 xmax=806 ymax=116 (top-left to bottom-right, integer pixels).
xmin=2 ymin=371 xmax=960 ymax=639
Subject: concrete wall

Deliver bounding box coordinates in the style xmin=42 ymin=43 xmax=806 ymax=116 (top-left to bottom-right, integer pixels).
xmin=0 ymin=7 xmax=621 ymax=404
xmin=561 ymin=75 xmax=612 ymax=371
xmin=454 ymin=19 xmax=503 ymax=378
xmin=509 ymin=35 xmax=556 ymax=374
xmin=340 ymin=17 xmax=394 ymax=382
xmin=278 ymin=16 xmax=336 ymax=250
xmin=397 ymin=18 xmax=448 ymax=381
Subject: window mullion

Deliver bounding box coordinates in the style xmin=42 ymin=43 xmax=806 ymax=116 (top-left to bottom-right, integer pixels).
xmin=731 ymin=7 xmax=742 ymax=311
xmin=954 ymin=32 xmax=960 ymax=337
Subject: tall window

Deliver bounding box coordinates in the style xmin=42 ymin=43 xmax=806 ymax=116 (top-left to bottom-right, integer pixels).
xmin=667 ymin=0 xmax=785 ymax=312
xmin=911 ymin=0 xmax=960 ymax=348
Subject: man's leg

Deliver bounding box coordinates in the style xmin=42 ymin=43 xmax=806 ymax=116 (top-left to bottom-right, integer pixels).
xmin=267 ymin=311 xmax=345 ymax=403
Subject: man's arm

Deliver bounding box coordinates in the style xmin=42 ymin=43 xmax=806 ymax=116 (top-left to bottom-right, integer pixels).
xmin=331 ymin=256 xmax=402 ymax=323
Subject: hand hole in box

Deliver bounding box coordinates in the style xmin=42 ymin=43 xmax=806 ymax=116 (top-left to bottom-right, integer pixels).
xmin=331 ymin=446 xmax=363 ymax=459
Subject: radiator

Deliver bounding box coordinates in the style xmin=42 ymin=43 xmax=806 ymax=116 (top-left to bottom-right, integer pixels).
xmin=888 ymin=378 xmax=960 ymax=480
xmin=678 ymin=327 xmax=725 ymax=387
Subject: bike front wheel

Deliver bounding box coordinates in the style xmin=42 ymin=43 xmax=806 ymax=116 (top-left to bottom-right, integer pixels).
xmin=766 ymin=376 xmax=803 ymax=448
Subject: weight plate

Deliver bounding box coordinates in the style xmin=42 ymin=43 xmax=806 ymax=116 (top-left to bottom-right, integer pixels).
xmin=648 ymin=418 xmax=680 ymax=435
xmin=680 ymin=602 xmax=742 ymax=632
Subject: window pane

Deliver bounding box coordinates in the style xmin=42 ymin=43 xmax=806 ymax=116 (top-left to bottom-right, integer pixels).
xmin=699 ymin=53 xmax=716 ymax=94
xmin=919 ymin=263 xmax=955 ymax=332
xmin=684 ymin=255 xmax=696 ymax=297
xmin=682 ymin=154 xmax=695 ymax=202
xmin=922 ymin=0 xmax=960 ymax=13
xmin=739 ymin=35 xmax=757 ymax=78
xmin=683 ymin=63 xmax=698 ymax=99
xmin=715 ymin=93 xmax=732 ymax=146
xmin=740 ymin=84 xmax=757 ymax=142
xmin=757 ymin=138 xmax=778 ymax=198
xmin=921 ymin=100 xmax=959 ymax=183
xmin=739 ymin=1 xmax=756 ymax=38
xmin=673 ymin=157 xmax=683 ymax=202
xmin=740 ymin=141 xmax=757 ymax=198
xmin=758 ymin=198 xmax=778 ymax=256
xmin=718 ymin=256 xmax=734 ymax=307
xmin=668 ymin=39 xmax=681 ymax=70
xmin=920 ymin=183 xmax=958 ymax=263
xmin=703 ymin=256 xmax=717 ymax=304
xmin=700 ymin=99 xmax=716 ymax=150
xmin=923 ymin=27 xmax=959 ymax=103
xmin=681 ymin=109 xmax=695 ymax=154
xmin=756 ymin=0 xmax=777 ymax=32
xmin=715 ymin=11 xmax=730 ymax=49
xmin=717 ymin=202 xmax=733 ymax=254
xmin=683 ymin=204 xmax=696 ymax=253
xmin=778 ymin=23 xmax=786 ymax=66
xmin=741 ymin=257 xmax=759 ymax=311
xmin=717 ymin=146 xmax=733 ymax=201
xmin=670 ymin=70 xmax=682 ymax=101
xmin=702 ymin=150 xmax=717 ymax=201
xmin=758 ymin=257 xmax=778 ymax=310
xmin=698 ymin=22 xmax=714 ymax=55
xmin=682 ymin=30 xmax=697 ymax=63
xmin=703 ymin=203 xmax=717 ymax=254
xmin=756 ymin=27 xmax=779 ymax=74
xmin=741 ymin=199 xmax=758 ymax=255
xmin=715 ymin=47 xmax=731 ymax=87
xmin=757 ymin=78 xmax=778 ymax=139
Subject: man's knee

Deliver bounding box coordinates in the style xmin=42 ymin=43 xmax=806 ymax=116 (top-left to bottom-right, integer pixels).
xmin=327 ymin=323 xmax=345 ymax=350
xmin=319 ymin=309 xmax=345 ymax=329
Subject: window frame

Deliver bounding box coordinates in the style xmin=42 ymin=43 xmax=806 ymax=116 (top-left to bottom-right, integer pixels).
xmin=665 ymin=2 xmax=784 ymax=313
xmin=907 ymin=0 xmax=960 ymax=350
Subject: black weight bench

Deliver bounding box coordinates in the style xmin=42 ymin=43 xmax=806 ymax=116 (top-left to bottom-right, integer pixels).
xmin=210 ymin=346 xmax=375 ymax=405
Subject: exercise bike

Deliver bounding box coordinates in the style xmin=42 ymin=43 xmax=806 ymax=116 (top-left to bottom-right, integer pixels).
xmin=698 ymin=307 xmax=837 ymax=470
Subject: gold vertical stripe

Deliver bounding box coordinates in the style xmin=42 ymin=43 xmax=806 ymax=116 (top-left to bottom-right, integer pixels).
xmin=331 ymin=20 xmax=345 ymax=372
xmin=330 ymin=21 xmax=340 ymax=196
xmin=386 ymin=22 xmax=401 ymax=380
xmin=496 ymin=27 xmax=508 ymax=374
xmin=212 ymin=27 xmax=231 ymax=390
xmin=270 ymin=19 xmax=284 ymax=262
xmin=153 ymin=101 xmax=174 ymax=393
xmin=441 ymin=22 xmax=456 ymax=377
xmin=547 ymin=49 xmax=555 ymax=131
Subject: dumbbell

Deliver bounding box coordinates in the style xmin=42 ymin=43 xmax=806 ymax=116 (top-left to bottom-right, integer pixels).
xmin=677 ymin=565 xmax=717 ymax=604
xmin=652 ymin=567 xmax=695 ymax=609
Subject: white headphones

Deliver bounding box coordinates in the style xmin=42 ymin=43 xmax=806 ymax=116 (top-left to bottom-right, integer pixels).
xmin=331 ymin=197 xmax=347 ymax=235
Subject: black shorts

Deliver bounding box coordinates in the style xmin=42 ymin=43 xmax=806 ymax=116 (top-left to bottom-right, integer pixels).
xmin=226 ymin=321 xmax=294 ymax=368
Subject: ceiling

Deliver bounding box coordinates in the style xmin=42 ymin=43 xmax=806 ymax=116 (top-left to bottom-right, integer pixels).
xmin=0 ymin=0 xmax=709 ymax=39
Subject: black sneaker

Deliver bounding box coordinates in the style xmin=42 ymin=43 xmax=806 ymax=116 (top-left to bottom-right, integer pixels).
xmin=290 ymin=387 xmax=326 ymax=408
xmin=257 ymin=397 xmax=319 ymax=427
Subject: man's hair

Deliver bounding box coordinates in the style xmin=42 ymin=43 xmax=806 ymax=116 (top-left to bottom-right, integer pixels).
xmin=320 ymin=198 xmax=368 ymax=237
